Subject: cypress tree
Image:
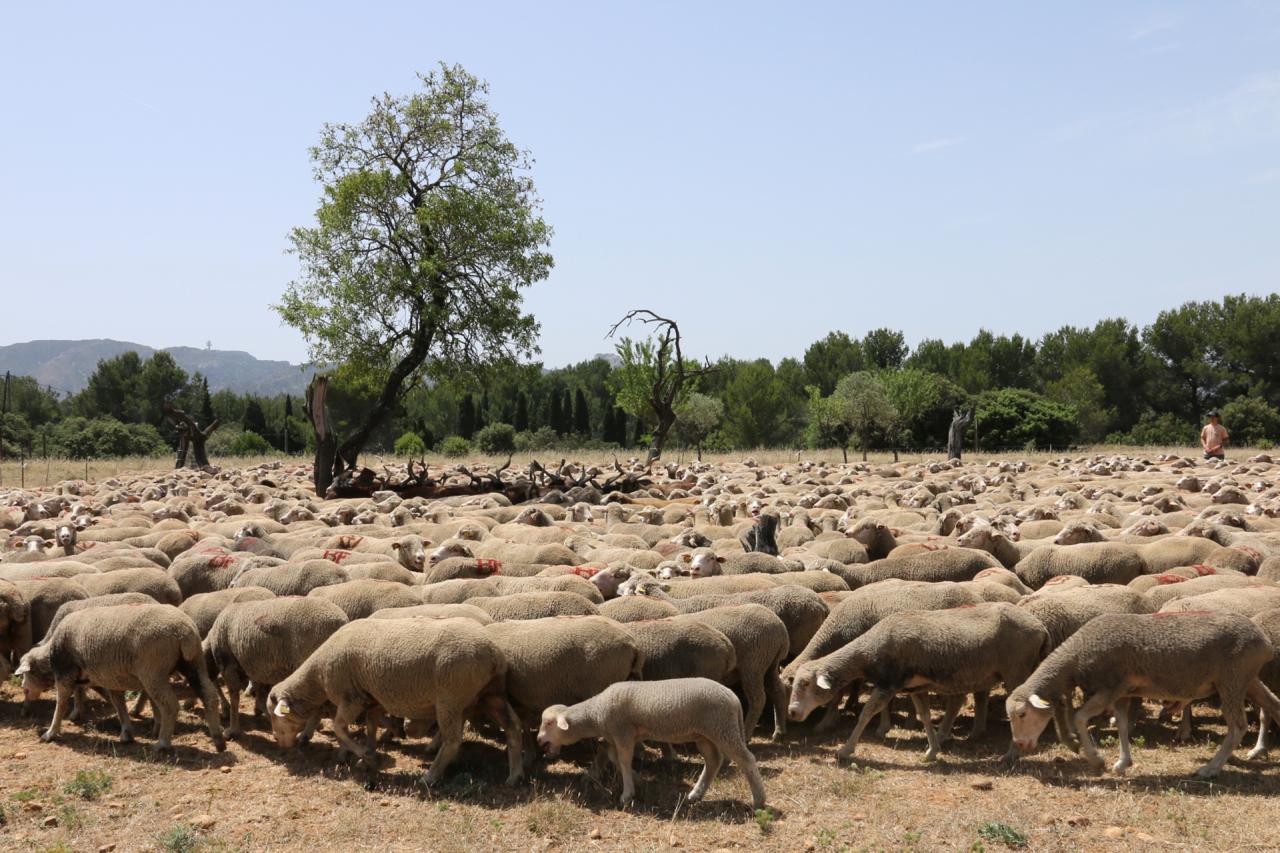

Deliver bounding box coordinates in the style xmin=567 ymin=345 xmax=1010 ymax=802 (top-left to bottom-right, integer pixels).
xmin=573 ymin=388 xmax=590 ymax=436
xmin=458 ymin=395 xmax=477 ymax=438
xmin=514 ymin=393 xmax=529 ymax=432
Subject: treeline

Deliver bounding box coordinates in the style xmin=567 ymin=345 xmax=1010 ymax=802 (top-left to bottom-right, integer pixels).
xmin=3 ymin=293 xmax=1279 ymax=459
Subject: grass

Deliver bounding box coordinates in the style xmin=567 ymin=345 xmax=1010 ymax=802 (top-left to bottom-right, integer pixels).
xmin=63 ymin=768 xmax=112 ymax=800
xmin=977 ymin=821 xmax=1029 ymax=848
xmin=156 ymin=824 xmax=204 ymax=853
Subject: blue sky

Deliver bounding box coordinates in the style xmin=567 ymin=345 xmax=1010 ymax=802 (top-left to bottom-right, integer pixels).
xmin=2 ymin=2 xmax=1278 ymax=367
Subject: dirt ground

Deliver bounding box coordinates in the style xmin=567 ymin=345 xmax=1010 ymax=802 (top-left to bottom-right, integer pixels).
xmin=5 ymin=682 xmax=1280 ymax=853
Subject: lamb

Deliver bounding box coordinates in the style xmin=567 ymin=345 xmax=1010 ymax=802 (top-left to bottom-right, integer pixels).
xmin=230 ymin=561 xmax=348 ymax=596
xmin=204 ymin=596 xmax=349 ymax=738
xmin=470 ymin=591 xmax=601 ymax=621
xmin=483 ymin=616 xmax=643 ymax=780
xmin=1014 ymin=543 xmax=1148 ymax=589
xmin=16 ymin=603 xmax=225 ymax=753
xmin=307 ymin=579 xmax=422 ymax=620
xmin=1006 ymin=611 xmax=1280 ymax=777
xmin=835 ymin=548 xmax=1002 ymax=588
xmin=266 ymin=617 xmax=523 ymax=785
xmin=179 ymin=587 xmax=277 ymax=638
xmin=537 ymin=678 xmax=766 ymax=809
xmin=674 ymin=604 xmax=790 ymax=738
xmin=75 ymin=566 xmax=182 ymax=605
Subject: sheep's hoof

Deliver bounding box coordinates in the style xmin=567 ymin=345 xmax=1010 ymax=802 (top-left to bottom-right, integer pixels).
xmin=686 ymin=789 xmax=705 ymax=803
xmin=119 ymin=731 xmax=134 ymax=745
xmin=213 ymin=736 xmax=227 ymax=753
xmin=39 ymin=731 xmax=58 ymax=743
xmin=504 ymin=772 xmax=524 ymax=786
xmin=1247 ymin=747 xmax=1267 ymax=761
xmin=150 ymin=744 xmax=174 ymax=756
xmin=1193 ymin=766 xmax=1220 ymax=780
xmin=226 ymin=728 xmax=242 ymax=741
xmin=922 ymin=750 xmax=939 ymax=763
xmin=1111 ymin=759 xmax=1130 ymax=775
xmin=834 ymin=750 xmax=855 ymax=766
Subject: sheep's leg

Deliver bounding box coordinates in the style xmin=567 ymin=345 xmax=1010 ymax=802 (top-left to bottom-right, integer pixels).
xmin=423 ymin=705 xmax=465 ymax=786
xmin=1198 ymin=687 xmax=1247 ymax=778
xmin=131 ymin=691 xmax=148 ymax=718
xmin=1111 ymin=700 xmax=1132 ymax=774
xmin=223 ymin=666 xmax=245 ymax=738
xmin=814 ymin=695 xmax=844 ymax=732
xmin=1073 ymin=692 xmax=1112 ymax=771
xmin=687 ymin=738 xmax=722 ymax=803
xmin=1053 ymin=694 xmax=1079 ymax=751
xmin=969 ymin=690 xmax=989 ymax=739
xmin=938 ymin=694 xmax=964 ymax=742
xmin=765 ymin=667 xmax=788 ymax=740
xmin=1248 ymin=709 xmax=1270 ymax=760
xmin=721 ymin=737 xmax=767 ymax=811
xmin=331 ymin=703 xmax=375 ymax=763
xmin=69 ymin=685 xmax=88 ymax=723
xmin=142 ymin=678 xmax=180 ymax=753
xmin=836 ymin=687 xmax=893 ymax=763
xmin=491 ymin=698 xmax=525 ymax=786
xmin=613 ymin=736 xmax=638 ymax=807
xmin=299 ymin=710 xmax=323 ymax=744
xmin=876 ymin=704 xmax=893 ymax=736
xmin=1177 ymin=704 xmax=1193 ymax=742
xmin=911 ymin=694 xmax=942 ymax=761
xmin=106 ymin=691 xmax=135 ymax=744
xmin=41 ymin=680 xmax=74 ymax=742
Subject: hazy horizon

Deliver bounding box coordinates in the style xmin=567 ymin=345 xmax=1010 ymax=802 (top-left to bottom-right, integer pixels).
xmin=3 ymin=2 xmax=1278 ymax=368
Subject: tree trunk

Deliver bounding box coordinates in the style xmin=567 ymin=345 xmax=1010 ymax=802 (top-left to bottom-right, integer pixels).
xmin=948 ymin=410 xmax=972 ymax=460
xmin=164 ymin=402 xmax=219 ymax=469
xmin=305 ymin=375 xmax=344 ymax=495
xmin=841 ymin=446 xmax=848 ymax=464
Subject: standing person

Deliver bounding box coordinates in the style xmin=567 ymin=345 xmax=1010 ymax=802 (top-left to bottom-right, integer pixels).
xmin=1201 ymin=411 xmax=1229 ymax=460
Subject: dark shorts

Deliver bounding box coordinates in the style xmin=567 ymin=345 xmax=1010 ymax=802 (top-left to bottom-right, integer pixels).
xmin=1204 ymin=451 xmax=1225 ymax=460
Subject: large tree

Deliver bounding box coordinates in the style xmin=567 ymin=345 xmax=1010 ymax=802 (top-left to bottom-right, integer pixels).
xmin=277 ymin=64 xmax=553 ymax=493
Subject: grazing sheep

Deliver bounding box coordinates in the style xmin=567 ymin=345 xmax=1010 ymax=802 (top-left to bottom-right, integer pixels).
xmin=787 ymin=603 xmax=1049 ymax=761
xmin=205 ymin=596 xmax=350 ymax=738
xmin=537 ymin=678 xmax=766 ymax=809
xmin=1015 ymin=543 xmax=1147 ymax=589
xmin=470 ymin=591 xmax=601 ymax=621
xmin=17 ymin=603 xmax=225 ymax=753
xmin=1006 ymin=611 xmax=1280 ymax=777
xmin=267 ymin=617 xmax=524 ymax=785
xmin=308 ymin=579 xmax=422 ymax=620
xmin=179 ymin=587 xmax=276 ymax=638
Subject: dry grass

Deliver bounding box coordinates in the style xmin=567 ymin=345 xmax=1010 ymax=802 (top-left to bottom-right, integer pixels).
xmin=4 ymin=683 xmax=1280 ymax=852
xmin=0 ymin=445 xmax=1256 ymax=491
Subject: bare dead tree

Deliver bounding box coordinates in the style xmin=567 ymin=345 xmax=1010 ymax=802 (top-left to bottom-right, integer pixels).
xmin=304 ymin=375 xmax=351 ymax=494
xmin=164 ymin=402 xmax=220 ymax=469
xmin=607 ymin=309 xmax=713 ymax=463
xmin=947 ymin=409 xmax=973 ymax=461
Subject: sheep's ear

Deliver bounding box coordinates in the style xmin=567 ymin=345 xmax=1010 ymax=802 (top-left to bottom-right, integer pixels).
xmin=556 ymin=714 xmax=570 ymax=731
xmin=716 ymin=555 xmax=726 ymax=564
xmin=1029 ymin=694 xmax=1051 ymax=710
xmin=274 ymin=699 xmax=292 ymax=717
xmin=423 ymin=539 xmax=433 ymax=546
xmin=14 ymin=662 xmax=29 ymax=676
xmin=816 ymin=673 xmax=833 ymax=691
xmin=681 ymin=553 xmax=691 ymax=563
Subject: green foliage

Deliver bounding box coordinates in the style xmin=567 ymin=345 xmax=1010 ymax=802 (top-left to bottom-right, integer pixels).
xmin=836 ymin=371 xmax=897 ymax=455
xmin=976 ymin=821 xmax=1027 ymax=848
xmin=50 ymin=417 xmax=168 ymax=458
xmin=64 ymin=769 xmax=112 ymax=800
xmin=715 ymin=359 xmax=800 ymax=448
xmin=474 ymin=422 xmax=516 ymax=454
xmin=1044 ymin=365 xmax=1114 ymax=444
xmin=226 ymin=430 xmax=273 ymax=456
xmin=753 ymin=808 xmax=775 ymax=834
xmin=0 ymin=412 xmax=34 ymax=456
xmin=394 ymin=431 xmax=427 ymax=456
xmin=1107 ymin=411 xmax=1199 ymax=446
xmin=803 ymin=331 xmax=864 ymax=395
xmin=972 ymin=388 xmax=1077 ymax=449
xmin=672 ymin=392 xmax=723 ymax=451
xmin=514 ymin=426 xmax=560 ymax=451
xmin=879 ymin=368 xmax=967 ymax=449
xmin=438 ymin=435 xmax=471 ymax=457
xmin=1220 ymin=395 xmax=1280 ymax=446
xmin=156 ymin=824 xmax=204 ymax=853
xmin=861 ymin=327 xmax=908 ymax=369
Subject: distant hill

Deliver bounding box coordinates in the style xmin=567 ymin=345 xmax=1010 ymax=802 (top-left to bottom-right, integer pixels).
xmin=0 ymin=339 xmax=313 ymax=397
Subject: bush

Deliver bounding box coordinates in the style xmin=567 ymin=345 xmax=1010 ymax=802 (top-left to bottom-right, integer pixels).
xmin=514 ymin=426 xmax=559 ymax=452
xmin=438 ymin=435 xmax=471 ymax=457
xmin=50 ymin=417 xmax=169 ymax=458
xmin=226 ymin=430 xmax=272 ymax=456
xmin=1219 ymin=395 xmax=1280 ymax=446
xmin=1106 ymin=411 xmax=1198 ymax=446
xmin=474 ymin=422 xmax=517 ymax=454
xmin=394 ymin=431 xmax=427 ymax=456
xmin=971 ymin=388 xmax=1077 ymax=450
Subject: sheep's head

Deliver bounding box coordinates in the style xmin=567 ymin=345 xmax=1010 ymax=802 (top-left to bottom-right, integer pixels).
xmin=514 ymin=507 xmax=553 ymax=527
xmin=392 ymin=535 xmax=431 ymax=571
xmin=846 ymin=519 xmax=886 ymax=547
xmin=536 ymin=704 xmax=582 ymax=754
xmin=429 ymin=541 xmax=471 ymax=567
xmin=684 ymin=549 xmax=725 ymax=579
xmin=1052 ymin=522 xmax=1104 ymax=546
xmin=14 ymin=646 xmax=54 ymax=702
xmin=234 ymin=523 xmax=266 ymax=545
xmin=616 ymin=571 xmax=668 ymax=598
xmin=266 ymin=688 xmax=312 ymax=748
xmin=787 ymin=665 xmax=840 ymax=722
xmin=55 ymin=524 xmax=77 ymax=549
xmin=590 ymin=565 xmax=632 ymax=598
xmin=1006 ymin=689 xmax=1054 ymax=753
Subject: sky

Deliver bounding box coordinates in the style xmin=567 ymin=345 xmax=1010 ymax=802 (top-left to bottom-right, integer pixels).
xmin=2 ymin=2 xmax=1278 ymax=368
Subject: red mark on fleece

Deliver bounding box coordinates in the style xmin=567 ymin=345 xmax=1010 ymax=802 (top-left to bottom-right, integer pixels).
xmin=475 ymin=558 xmax=502 ymax=576
xmin=321 ymin=550 xmax=351 ymax=564
xmin=921 ymin=543 xmax=942 ymax=552
xmin=208 ymin=555 xmax=237 ymax=570
xmin=200 ymin=546 xmax=229 ymax=555
xmin=1045 ymin=576 xmax=1074 ymax=585
xmin=1154 ymin=574 xmax=1188 ymax=585
xmin=1237 ymin=546 xmax=1263 ymax=561
xmin=338 ymin=535 xmax=363 ymax=549
xmin=570 ymin=566 xmax=600 ymax=579
xmin=1154 ymin=610 xmax=1214 ymax=618
xmin=1190 ymin=564 xmax=1217 ymax=577
xmin=975 ymin=568 xmax=1002 ymax=579
xmin=75 ymin=542 xmax=95 ymax=552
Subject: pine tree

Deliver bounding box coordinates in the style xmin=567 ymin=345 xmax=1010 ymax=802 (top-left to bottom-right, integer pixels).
xmin=601 ymin=406 xmax=616 ymax=445
xmin=199 ymin=378 xmax=215 ymax=426
xmin=458 ymin=395 xmax=477 ymax=438
xmin=514 ymin=392 xmax=529 ymax=432
xmin=573 ymin=388 xmax=590 ymax=436
xmin=243 ymin=399 xmax=268 ymax=437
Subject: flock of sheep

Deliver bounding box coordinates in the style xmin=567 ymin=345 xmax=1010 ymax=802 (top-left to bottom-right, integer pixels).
xmin=4 ymin=450 xmax=1280 ymax=815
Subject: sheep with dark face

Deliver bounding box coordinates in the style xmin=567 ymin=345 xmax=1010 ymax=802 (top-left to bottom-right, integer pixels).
xmin=1006 ymin=611 xmax=1280 ymax=777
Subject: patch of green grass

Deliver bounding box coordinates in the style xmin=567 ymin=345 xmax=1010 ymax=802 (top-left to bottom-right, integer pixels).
xmin=37 ymin=845 xmax=74 ymax=853
xmin=58 ymin=803 xmax=83 ymax=831
xmin=156 ymin=824 xmax=204 ymax=853
xmin=977 ymin=821 xmax=1028 ymax=848
xmin=64 ymin=768 xmax=113 ymax=800
xmin=10 ymin=787 xmax=41 ymax=802
xmin=754 ymin=807 xmax=775 ymax=833
xmin=903 ymin=829 xmax=922 ymax=846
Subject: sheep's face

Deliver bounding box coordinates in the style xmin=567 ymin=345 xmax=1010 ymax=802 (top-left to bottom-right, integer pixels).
xmin=1006 ymin=693 xmax=1053 ymax=752
xmin=685 ymin=551 xmax=724 ymax=579
xmin=848 ymin=522 xmax=883 ymax=547
xmin=15 ymin=647 xmax=54 ymax=701
xmin=55 ymin=525 xmax=76 ymax=549
xmin=616 ymin=574 xmax=667 ymax=598
xmin=267 ymin=691 xmax=309 ymax=748
xmin=536 ymin=705 xmax=580 ymax=753
xmin=515 ymin=507 xmax=552 ymax=527
xmin=234 ymin=524 xmax=264 ymax=545
xmin=956 ymin=526 xmax=994 ymax=551
xmin=569 ymin=504 xmax=595 ymax=523
xmin=787 ymin=668 xmax=837 ymax=722
xmin=23 ymin=536 xmax=48 ymax=553
xmin=1053 ymin=523 xmax=1103 ymax=546
xmin=392 ymin=535 xmax=431 ymax=571
xmin=429 ymin=541 xmax=469 ymax=567
xmin=590 ymin=566 xmax=629 ymax=598
xmin=655 ymin=563 xmax=689 ymax=581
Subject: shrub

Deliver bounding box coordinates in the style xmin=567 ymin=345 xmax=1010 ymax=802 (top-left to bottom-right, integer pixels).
xmin=1106 ymin=411 xmax=1199 ymax=446
xmin=226 ymin=430 xmax=272 ymax=456
xmin=64 ymin=769 xmax=112 ymax=800
xmin=438 ymin=435 xmax=471 ymax=457
xmin=394 ymin=431 xmax=427 ymax=456
xmin=514 ymin=426 xmax=559 ymax=452
xmin=474 ymin=422 xmax=517 ymax=454
xmin=1219 ymin=395 xmax=1280 ymax=446
xmin=50 ymin=417 xmax=169 ymax=458
xmin=971 ymin=388 xmax=1077 ymax=450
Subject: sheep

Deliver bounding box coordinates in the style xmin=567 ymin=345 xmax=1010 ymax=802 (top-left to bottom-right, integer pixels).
xmin=369 ymin=603 xmax=494 ymax=624
xmin=1248 ymin=608 xmax=1280 ymax=759
xmin=179 ymin=587 xmax=277 ymax=638
xmin=10 ymin=577 xmax=90 ymax=650
xmin=599 ymin=595 xmax=680 ymax=622
xmin=0 ymin=580 xmax=31 ymax=678
xmin=673 ymin=604 xmax=790 ymax=738
xmin=622 ymin=572 xmax=779 ymax=599
xmin=679 ymin=548 xmax=804 ymax=577
xmin=1159 ymin=585 xmax=1280 ymax=618
xmin=204 ymin=596 xmax=348 ymax=737
xmin=75 ymin=566 xmax=182 ymax=605
xmin=483 ymin=616 xmax=643 ymax=780
xmin=17 ymin=603 xmax=225 ymax=753
xmin=470 ymin=591 xmax=601 ymax=621
xmin=419 ymin=578 xmax=503 ymax=604
xmin=266 ymin=617 xmax=524 ymax=785
xmin=230 ymin=561 xmax=348 ymax=596
xmin=787 ymin=603 xmax=1049 ymax=761
xmin=44 ymin=592 xmax=158 ymax=638
xmin=624 ymin=619 xmax=737 ymax=683
xmin=537 ymin=678 xmax=766 ymax=809
xmin=1006 ymin=611 xmax=1280 ymax=777
xmin=834 ymin=547 xmax=1002 ymax=589
xmin=844 ymin=519 xmax=897 ymax=560
xmin=423 ymin=556 xmax=505 ymax=584
xmin=1141 ymin=573 xmax=1269 ymax=609
xmin=307 ymin=579 xmax=422 ymax=620
xmin=168 ymin=549 xmax=259 ymax=597
xmin=1014 ymin=543 xmax=1147 ymax=589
